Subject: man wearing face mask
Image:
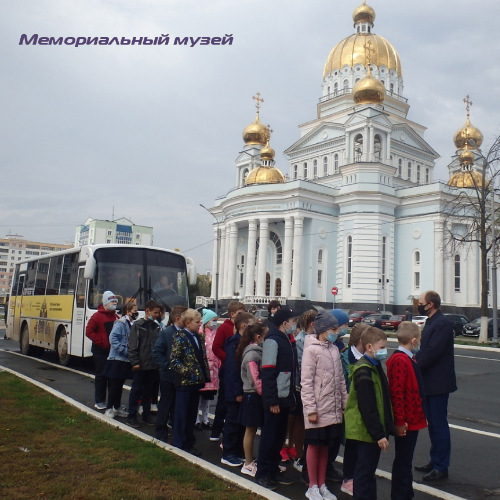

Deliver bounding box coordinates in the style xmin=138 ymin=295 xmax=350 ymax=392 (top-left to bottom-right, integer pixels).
xmin=86 ymin=291 xmax=120 ymax=410
xmin=414 ymin=291 xmax=456 ymax=482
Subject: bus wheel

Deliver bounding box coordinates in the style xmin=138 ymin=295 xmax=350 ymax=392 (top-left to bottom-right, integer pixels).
xmin=20 ymin=324 xmax=34 ymax=356
xmin=56 ymin=329 xmax=71 ymax=366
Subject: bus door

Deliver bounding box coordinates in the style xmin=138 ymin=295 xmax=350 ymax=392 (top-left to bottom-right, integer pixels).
xmin=72 ymin=267 xmax=87 ymax=357
xmin=10 ymin=273 xmax=25 ymax=341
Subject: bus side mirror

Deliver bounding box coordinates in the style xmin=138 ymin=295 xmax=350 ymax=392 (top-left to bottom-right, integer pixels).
xmin=84 ymin=256 xmax=96 ymax=280
xmin=186 ymin=257 xmax=197 ymax=286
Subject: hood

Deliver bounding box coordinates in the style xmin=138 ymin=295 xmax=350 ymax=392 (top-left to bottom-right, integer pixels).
xmin=242 ymin=342 xmax=262 ymax=360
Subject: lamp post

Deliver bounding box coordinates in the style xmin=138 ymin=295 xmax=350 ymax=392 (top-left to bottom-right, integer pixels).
xmin=200 ymin=204 xmax=221 ymax=316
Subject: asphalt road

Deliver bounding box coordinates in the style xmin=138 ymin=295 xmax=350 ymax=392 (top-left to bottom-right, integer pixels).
xmin=1 ymin=327 xmax=500 ymax=500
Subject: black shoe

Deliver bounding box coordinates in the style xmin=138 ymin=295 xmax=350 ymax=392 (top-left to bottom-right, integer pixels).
xmin=195 ymin=423 xmax=203 ymax=431
xmin=326 ymin=466 xmax=343 ymax=483
xmin=186 ymin=447 xmax=202 ymax=457
xmin=272 ymin=473 xmax=294 ymax=485
xmin=256 ymin=477 xmax=277 ymax=491
xmin=202 ymin=422 xmax=212 ymax=430
xmin=415 ymin=463 xmax=433 ymax=473
xmin=142 ymin=415 xmax=157 ymax=426
xmin=126 ymin=416 xmax=141 ymax=428
xmin=423 ymin=469 xmax=448 ymax=481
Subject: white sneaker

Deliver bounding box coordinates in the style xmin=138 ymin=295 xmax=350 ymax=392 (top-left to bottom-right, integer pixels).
xmin=138 ymin=405 xmax=143 ymax=415
xmin=293 ymin=457 xmax=304 ymax=472
xmin=306 ymin=485 xmax=323 ymax=500
xmin=151 ymin=403 xmax=158 ymax=412
xmin=104 ymin=408 xmax=116 ymax=419
xmin=340 ymin=479 xmax=353 ymax=496
xmin=113 ymin=406 xmax=128 ymax=418
xmin=319 ymin=484 xmax=337 ymax=500
xmin=241 ymin=461 xmax=257 ymax=477
xmin=94 ymin=402 xmax=107 ymax=410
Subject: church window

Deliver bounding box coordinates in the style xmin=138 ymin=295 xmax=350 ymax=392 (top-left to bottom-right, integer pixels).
xmin=414 ymin=272 xmax=420 ymax=289
xmin=398 ymin=158 xmax=402 ymax=177
xmin=354 ymin=134 xmax=363 ymax=162
xmin=343 ymin=79 xmax=349 ymax=91
xmin=417 ymin=164 xmax=421 ymax=183
xmin=415 ymin=251 xmax=420 ymax=265
xmin=355 ymin=78 xmax=360 ymax=83
xmin=381 ymin=80 xmax=385 ymax=86
xmin=317 ymin=270 xmax=323 ymax=285
xmin=347 ymin=236 xmax=353 ymax=288
xmin=323 ymin=157 xmax=328 ymax=175
xmin=382 ymin=236 xmax=387 ymax=287
xmin=367 ymin=26 xmax=371 ymax=33
xmin=293 ymin=164 xmax=298 ymax=179
xmin=425 ymin=168 xmax=430 ymax=183
xmin=455 ymin=255 xmax=461 ymax=292
xmin=327 ymin=86 xmax=331 ymax=94
xmin=361 ymin=25 xmax=366 ymax=32
xmin=255 ymin=239 xmax=259 ymax=266
xmin=318 ymin=249 xmax=323 ymax=263
xmin=390 ymin=83 xmax=394 ymax=93
xmin=243 ymin=169 xmax=249 ymax=183
xmin=270 ymin=231 xmax=283 ymax=264
xmin=334 ymin=82 xmax=338 ymax=94
xmin=275 ymin=278 xmax=281 ymax=297
xmin=334 ymin=153 xmax=339 ymax=173
xmin=239 ymin=254 xmax=245 ymax=288
xmin=313 ymin=159 xmax=318 ymax=177
xmin=265 ymin=272 xmax=271 ymax=297
xmin=374 ymin=134 xmax=382 ymax=161
xmin=357 ymin=26 xmax=360 ymax=33
xmin=303 ymin=162 xmax=308 ymax=179
xmin=407 ymin=162 xmax=412 ymax=180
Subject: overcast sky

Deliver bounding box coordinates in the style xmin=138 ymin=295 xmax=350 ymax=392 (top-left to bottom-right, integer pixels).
xmin=2 ymin=0 xmax=500 ymax=273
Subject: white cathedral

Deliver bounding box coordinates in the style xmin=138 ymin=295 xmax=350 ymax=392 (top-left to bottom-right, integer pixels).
xmin=207 ymin=0 xmax=487 ymax=314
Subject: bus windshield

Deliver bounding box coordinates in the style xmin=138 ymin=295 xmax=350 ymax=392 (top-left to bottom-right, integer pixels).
xmin=88 ymin=247 xmax=188 ymax=311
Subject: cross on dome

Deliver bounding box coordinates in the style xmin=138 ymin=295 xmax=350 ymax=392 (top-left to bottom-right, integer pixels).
xmin=463 ymin=95 xmax=472 ymax=118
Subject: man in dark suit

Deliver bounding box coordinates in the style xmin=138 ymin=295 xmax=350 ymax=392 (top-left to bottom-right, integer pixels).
xmin=405 ymin=307 xmax=413 ymax=322
xmin=415 ymin=291 xmax=457 ymax=481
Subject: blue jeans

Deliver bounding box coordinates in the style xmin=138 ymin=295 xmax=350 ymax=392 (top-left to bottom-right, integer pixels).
xmin=426 ymin=394 xmax=451 ymax=471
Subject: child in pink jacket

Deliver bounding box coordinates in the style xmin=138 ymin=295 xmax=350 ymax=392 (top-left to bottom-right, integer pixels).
xmin=301 ymin=311 xmax=348 ymax=500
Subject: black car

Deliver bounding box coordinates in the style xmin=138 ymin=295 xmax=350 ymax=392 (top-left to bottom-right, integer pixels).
xmin=443 ymin=313 xmax=469 ymax=337
xmin=363 ymin=313 xmax=393 ymax=328
xmin=462 ymin=318 xmax=498 ymax=339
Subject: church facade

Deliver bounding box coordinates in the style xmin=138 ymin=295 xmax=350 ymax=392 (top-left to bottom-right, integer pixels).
xmin=208 ymin=1 xmax=487 ymax=314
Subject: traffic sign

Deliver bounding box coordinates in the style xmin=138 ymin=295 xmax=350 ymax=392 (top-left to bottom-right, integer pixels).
xmin=331 ymin=286 xmax=338 ymax=295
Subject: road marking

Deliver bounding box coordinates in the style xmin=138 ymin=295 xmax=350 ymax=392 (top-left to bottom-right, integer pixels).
xmin=455 ymin=354 xmax=500 ymax=362
xmin=449 ymin=424 xmax=500 ymax=439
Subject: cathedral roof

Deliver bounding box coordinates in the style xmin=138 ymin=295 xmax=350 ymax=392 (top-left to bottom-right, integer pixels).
xmin=245 ymin=166 xmax=285 ymax=185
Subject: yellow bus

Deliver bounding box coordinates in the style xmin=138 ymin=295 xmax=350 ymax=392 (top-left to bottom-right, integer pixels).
xmin=6 ymin=245 xmax=196 ymax=365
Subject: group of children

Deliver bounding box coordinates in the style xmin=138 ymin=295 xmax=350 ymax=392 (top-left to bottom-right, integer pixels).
xmin=87 ymin=294 xmax=427 ymax=500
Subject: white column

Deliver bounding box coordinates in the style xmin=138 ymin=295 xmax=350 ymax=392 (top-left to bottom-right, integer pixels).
xmin=364 ymin=126 xmax=369 ymax=161
xmin=369 ymin=125 xmax=374 ymax=162
xmin=345 ymin=132 xmax=350 ymax=163
xmin=245 ymin=220 xmax=258 ymax=298
xmin=222 ymin=226 xmax=232 ymax=297
xmin=386 ymin=133 xmax=391 ymax=163
xmin=256 ymin=219 xmax=269 ymax=296
xmin=210 ymin=226 xmax=218 ymax=298
xmin=291 ymin=217 xmax=304 ymax=298
xmin=218 ymin=226 xmax=227 ymax=297
xmin=467 ymin=242 xmax=479 ymax=305
xmin=434 ymin=221 xmax=444 ymax=298
xmin=443 ymin=224 xmax=454 ymax=304
xmin=226 ymin=223 xmax=238 ymax=298
xmin=281 ymin=217 xmax=294 ymax=298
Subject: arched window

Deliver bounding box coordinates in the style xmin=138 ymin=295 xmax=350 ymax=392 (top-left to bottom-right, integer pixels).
xmin=313 ymin=159 xmax=318 ymax=177
xmin=270 ymin=231 xmax=282 ymax=264
xmin=323 ymin=157 xmax=328 ymax=175
xmin=390 ymin=83 xmax=394 ymax=93
xmin=362 ymin=25 xmax=366 ymax=32
xmin=417 ymin=164 xmax=421 ymax=183
xmin=347 ymin=236 xmax=353 ymax=288
xmin=455 ymin=255 xmax=461 ymax=292
xmin=357 ymin=26 xmax=360 ymax=33
xmin=425 ymin=168 xmax=430 ymax=183
xmin=334 ymin=153 xmax=339 ymax=173
xmin=303 ymin=162 xmax=308 ymax=179
xmin=355 ymin=78 xmax=360 ymax=83
xmin=293 ymin=164 xmax=298 ymax=179
xmin=381 ymin=79 xmax=385 ymax=86
xmin=265 ymin=272 xmax=271 ymax=296
xmin=374 ymin=134 xmax=382 ymax=161
xmin=239 ymin=254 xmax=245 ymax=288
xmin=407 ymin=162 xmax=412 ymax=180
xmin=354 ymin=134 xmax=363 ymax=162
xmin=367 ymin=26 xmax=371 ymax=33
xmin=243 ymin=169 xmax=249 ymax=183
xmin=327 ymin=86 xmax=331 ymax=94
xmin=275 ymin=278 xmax=281 ymax=297
xmin=415 ymin=251 xmax=420 ymax=265
xmin=343 ymin=79 xmax=349 ymax=91
xmin=318 ymin=249 xmax=323 ymax=263
xmin=398 ymin=158 xmax=402 ymax=177
xmin=334 ymin=82 xmax=338 ymax=94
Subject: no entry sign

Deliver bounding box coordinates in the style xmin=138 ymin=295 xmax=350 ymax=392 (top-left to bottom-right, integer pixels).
xmin=331 ymin=286 xmax=338 ymax=295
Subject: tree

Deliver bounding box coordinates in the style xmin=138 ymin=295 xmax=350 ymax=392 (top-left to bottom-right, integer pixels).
xmin=444 ymin=134 xmax=500 ymax=342
xmin=188 ymin=274 xmax=212 ymax=307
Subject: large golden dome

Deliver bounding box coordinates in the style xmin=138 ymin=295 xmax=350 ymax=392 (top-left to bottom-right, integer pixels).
xmin=245 ymin=166 xmax=285 ymax=185
xmin=323 ymin=33 xmax=402 ymax=79
xmin=448 ymin=170 xmax=484 ymax=188
xmin=453 ymin=117 xmax=483 ymax=150
xmin=353 ymin=68 xmax=385 ymax=104
xmin=243 ymin=114 xmax=270 ymax=146
xmin=353 ymin=1 xmax=375 ymax=24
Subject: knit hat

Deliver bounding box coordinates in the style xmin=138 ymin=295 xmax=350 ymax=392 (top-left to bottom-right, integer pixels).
xmin=102 ymin=291 xmax=117 ymax=306
xmin=272 ymin=308 xmax=293 ymax=327
xmin=314 ymin=311 xmax=338 ymax=334
xmin=202 ymin=308 xmax=217 ymax=325
xmin=330 ymin=309 xmax=349 ymax=327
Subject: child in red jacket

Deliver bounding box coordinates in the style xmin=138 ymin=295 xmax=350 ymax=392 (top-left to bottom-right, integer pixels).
xmin=387 ymin=321 xmax=427 ymax=500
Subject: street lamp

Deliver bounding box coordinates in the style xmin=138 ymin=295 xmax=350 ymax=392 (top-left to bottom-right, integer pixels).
xmin=200 ymin=204 xmax=221 ymax=316
xmin=468 ymin=140 xmax=498 ymax=348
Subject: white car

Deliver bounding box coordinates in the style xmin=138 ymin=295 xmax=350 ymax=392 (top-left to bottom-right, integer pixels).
xmin=412 ymin=316 xmax=427 ymax=328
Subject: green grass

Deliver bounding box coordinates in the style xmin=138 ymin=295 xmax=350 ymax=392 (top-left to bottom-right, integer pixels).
xmin=0 ymin=372 xmax=261 ymax=500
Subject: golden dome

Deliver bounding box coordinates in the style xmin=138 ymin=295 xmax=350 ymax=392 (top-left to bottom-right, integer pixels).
xmin=453 ymin=117 xmax=483 ymax=150
xmin=353 ymin=1 xmax=375 ymax=25
xmin=448 ymin=170 xmax=484 ymax=188
xmin=459 ymin=149 xmax=474 ymax=166
xmin=260 ymin=141 xmax=275 ymax=161
xmin=324 ymin=33 xmax=402 ymax=79
xmin=243 ymin=114 xmax=270 ymax=146
xmin=245 ymin=166 xmax=285 ymax=185
xmin=353 ymin=67 xmax=386 ymax=104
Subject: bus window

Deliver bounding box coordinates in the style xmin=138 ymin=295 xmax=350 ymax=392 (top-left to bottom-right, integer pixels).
xmin=47 ymin=255 xmax=63 ymax=295
xmin=35 ymin=258 xmax=50 ymax=295
xmin=25 ymin=261 xmax=37 ymax=295
xmin=60 ymin=253 xmax=78 ymax=295
xmin=76 ymin=267 xmax=86 ymax=308
xmin=12 ymin=266 xmax=20 ymax=296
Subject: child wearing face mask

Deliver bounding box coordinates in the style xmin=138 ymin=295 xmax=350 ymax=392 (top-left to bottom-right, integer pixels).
xmin=387 ymin=322 xmax=426 ymax=500
xmin=195 ymin=309 xmax=220 ymax=430
xmin=344 ymin=327 xmax=393 ymax=500
xmin=237 ymin=322 xmax=268 ymax=477
xmin=301 ymin=311 xmax=348 ymax=500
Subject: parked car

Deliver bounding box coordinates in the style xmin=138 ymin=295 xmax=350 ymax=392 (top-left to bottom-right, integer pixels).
xmin=348 ymin=311 xmax=378 ymax=327
xmin=363 ymin=313 xmax=393 ymax=328
xmin=444 ymin=313 xmax=470 ymax=337
xmin=381 ymin=314 xmax=405 ymax=330
xmin=412 ymin=316 xmax=427 ymax=328
xmin=253 ymin=309 xmax=269 ymax=323
xmin=462 ymin=318 xmax=498 ymax=338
